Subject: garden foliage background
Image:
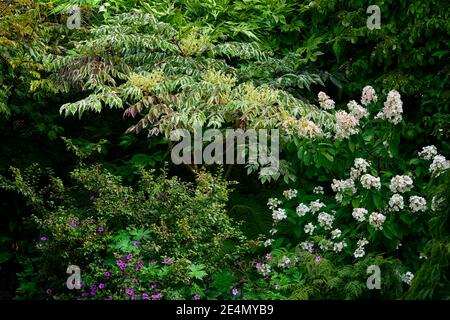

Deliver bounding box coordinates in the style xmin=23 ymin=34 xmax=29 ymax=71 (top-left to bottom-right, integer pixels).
xmin=0 ymin=0 xmax=448 ymax=299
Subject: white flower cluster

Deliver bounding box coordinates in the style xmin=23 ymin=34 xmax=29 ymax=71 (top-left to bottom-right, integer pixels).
xmin=368 ymin=212 xmax=386 ymax=230
xmin=318 ymin=212 xmax=335 ymax=230
xmin=347 ymin=100 xmax=369 ymax=120
xmin=430 ymin=155 xmax=450 ymax=177
xmin=301 ymin=240 xmax=315 ymax=253
xmin=331 ymin=228 xmax=342 ymax=239
xmin=360 ymin=174 xmax=381 ymax=190
xmin=388 ymin=194 xmax=404 ymax=211
xmin=352 ymin=208 xmax=368 ymax=222
xmin=310 ymin=200 xmax=326 ymax=213
xmin=278 ymin=256 xmax=291 ymax=268
xmin=389 ymin=175 xmax=413 ymax=193
xmin=264 ymin=239 xmax=273 ymax=247
xmin=409 ymin=196 xmax=427 ymax=212
xmin=331 ymin=178 xmax=356 ymax=202
xmin=272 ymin=208 xmax=287 ymax=221
xmin=333 ymin=241 xmax=347 ymax=253
xmin=376 ymin=90 xmax=403 ymax=124
xmin=318 ymin=91 xmax=335 ymax=110
xmin=319 ymin=239 xmax=333 ymax=251
xmin=283 ymin=189 xmax=298 ymax=200
xmin=313 ymin=186 xmax=325 ymax=194
xmin=401 ymin=271 xmax=414 ymax=285
xmin=361 ymin=85 xmax=378 ymax=106
xmin=296 ymin=203 xmax=310 ymax=217
xmin=304 ymin=222 xmax=315 ymax=235
xmin=298 ymin=117 xmax=323 ymax=138
xmin=418 ymin=145 xmax=437 ymax=160
xmin=335 ymin=110 xmax=359 ymax=140
xmin=267 ymin=198 xmax=281 ymax=210
xmin=257 ymin=263 xmax=271 ymax=277
xmin=354 ymin=238 xmax=369 ymax=258
xmin=351 ymin=158 xmax=371 ymax=179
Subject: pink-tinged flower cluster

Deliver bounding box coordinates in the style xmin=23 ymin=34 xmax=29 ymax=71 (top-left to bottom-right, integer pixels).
xmin=361 ymin=85 xmax=378 ymax=106
xmin=376 ymin=90 xmax=403 ymax=124
xmin=335 ymin=111 xmax=359 ymax=140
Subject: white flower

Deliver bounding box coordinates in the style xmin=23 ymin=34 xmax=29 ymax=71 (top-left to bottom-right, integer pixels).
xmin=347 ymin=100 xmax=369 ymax=120
xmin=310 ymin=200 xmax=326 ymax=213
xmin=301 ymin=240 xmax=315 ymax=252
xmin=304 ymin=223 xmax=315 ymax=235
xmin=283 ymin=189 xmax=298 ymax=200
xmin=278 ymin=256 xmax=291 ymax=268
xmin=418 ymin=145 xmax=437 ymax=160
xmin=376 ymin=90 xmax=403 ymax=124
xmin=296 ymin=203 xmax=310 ymax=217
xmin=269 ymin=228 xmax=277 ymax=235
xmin=360 ymin=174 xmax=381 ymax=190
xmin=331 ymin=229 xmax=342 ymax=239
xmin=431 ymin=196 xmax=444 ymax=212
xmin=357 ymin=238 xmax=369 ymax=247
xmin=331 ymin=178 xmax=356 ymax=193
xmin=430 ymin=155 xmax=450 ymax=177
xmin=389 ymin=175 xmax=414 ymax=193
xmin=318 ymin=91 xmax=335 ymax=110
xmin=318 ymin=212 xmax=334 ymax=230
xmin=352 ymin=208 xmax=368 ymax=222
xmin=354 ymin=247 xmax=366 ymax=258
xmin=267 ymin=198 xmax=281 ymax=210
xmin=361 ymin=85 xmax=378 ymax=106
xmin=401 ymin=271 xmax=414 ymax=285
xmin=264 ymin=239 xmax=273 ymax=247
xmin=409 ymin=196 xmax=427 ymax=212
xmin=272 ymin=208 xmax=287 ymax=221
xmin=313 ymin=186 xmax=324 ymax=195
xmin=257 ymin=263 xmax=271 ymax=276
xmin=389 ymin=193 xmax=404 ymax=211
xmin=335 ymin=110 xmax=359 ymax=140
xmin=353 ymin=158 xmax=370 ymax=173
xmin=298 ymin=117 xmax=323 ymax=138
xmin=333 ymin=241 xmax=347 ymax=253
xmin=369 ymin=212 xmax=386 ymax=230
xmin=419 ymin=253 xmax=428 ymax=260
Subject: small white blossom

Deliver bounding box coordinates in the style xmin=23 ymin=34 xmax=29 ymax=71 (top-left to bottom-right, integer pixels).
xmin=409 ymin=196 xmax=427 ymax=212
xmin=257 ymin=263 xmax=271 ymax=276
xmin=317 ymin=212 xmax=335 ymax=230
xmin=264 ymin=239 xmax=273 ymax=247
xmin=318 ymin=91 xmax=335 ymax=110
xmin=418 ymin=145 xmax=438 ymax=160
xmin=353 ymin=247 xmax=366 ymax=258
xmin=389 ymin=193 xmax=404 ymax=211
xmin=430 ymin=155 xmax=450 ymax=177
xmin=333 ymin=241 xmax=347 ymax=253
xmin=296 ymin=203 xmax=310 ymax=217
xmin=272 ymin=208 xmax=287 ymax=221
xmin=357 ymin=238 xmax=369 ymax=247
xmin=283 ymin=189 xmax=298 ymax=200
xmin=331 ymin=229 xmax=342 ymax=239
xmin=369 ymin=212 xmax=386 ymax=230
xmin=269 ymin=228 xmax=277 ymax=235
xmin=310 ymin=200 xmax=326 ymax=213
xmin=319 ymin=239 xmax=333 ymax=251
xmin=278 ymin=256 xmax=291 ymax=268
xmin=361 ymin=85 xmax=378 ymax=106
xmin=304 ymin=223 xmax=315 ymax=235
xmin=301 ymin=241 xmax=315 ymax=253
xmin=267 ymin=198 xmax=281 ymax=210
xmin=313 ymin=186 xmax=324 ymax=195
xmin=389 ymin=175 xmax=414 ymax=193
xmin=360 ymin=174 xmax=381 ymax=190
xmin=401 ymin=271 xmax=414 ymax=285
xmin=352 ymin=208 xmax=368 ymax=222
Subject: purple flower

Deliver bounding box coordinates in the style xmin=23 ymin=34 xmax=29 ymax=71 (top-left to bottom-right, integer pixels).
xmin=132 ymin=294 xmax=138 ymax=300
xmin=137 ymin=260 xmax=143 ymax=265
xmin=265 ymin=253 xmax=272 ymax=260
xmin=193 ymin=294 xmax=201 ymax=300
xmin=104 ymin=271 xmax=111 ymax=277
xmin=315 ymin=255 xmax=321 ymax=262
xmin=40 ymin=236 xmax=48 ymax=241
xmin=90 ymin=284 xmax=97 ymax=290
xmin=255 ymin=262 xmax=261 ymax=269
xmin=162 ymin=258 xmax=170 ymax=265
xmin=98 ymin=283 xmax=105 ymax=289
xmin=149 ymin=260 xmax=156 ymax=265
xmin=97 ymin=227 xmax=105 ymax=233
xmin=89 ymin=195 xmax=96 ymax=201
xmin=136 ymin=266 xmax=142 ymax=271
xmin=142 ymin=293 xmax=149 ymax=300
xmin=45 ymin=288 xmax=52 ymax=295
xmin=81 ymin=292 xmax=87 ymax=297
xmin=151 ymin=293 xmax=162 ymax=300
xmin=126 ymin=288 xmax=133 ymax=295
xmin=90 ymin=290 xmax=96 ymax=296
xmin=105 ymin=296 xmax=112 ymax=300
xmin=151 ymin=283 xmax=157 ymax=289
xmin=68 ymin=220 xmax=78 ymax=227
xmin=116 ymin=259 xmax=123 ymax=265
xmin=133 ymin=241 xmax=139 ymax=247
xmin=231 ymin=288 xmax=239 ymax=296
xmin=125 ymin=254 xmax=133 ymax=260
xmin=120 ymin=263 xmax=127 ymax=270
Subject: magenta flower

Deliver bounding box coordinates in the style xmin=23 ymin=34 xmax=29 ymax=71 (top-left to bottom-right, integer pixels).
xmin=90 ymin=290 xmax=96 ymax=296
xmin=125 ymin=254 xmax=133 ymax=260
xmin=274 ymin=284 xmax=280 ymax=290
xmin=132 ymin=294 xmax=138 ymax=300
xmin=120 ymin=263 xmax=127 ymax=270
xmin=162 ymin=258 xmax=170 ymax=265
xmin=142 ymin=293 xmax=149 ymax=300
xmin=40 ymin=236 xmax=48 ymax=241
xmin=137 ymin=260 xmax=143 ymax=265
xmin=98 ymin=283 xmax=105 ymax=289
xmin=68 ymin=220 xmax=78 ymax=227
xmin=81 ymin=292 xmax=87 ymax=297
xmin=151 ymin=283 xmax=157 ymax=289
xmin=136 ymin=266 xmax=142 ymax=271
xmin=104 ymin=271 xmax=111 ymax=277
xmin=151 ymin=293 xmax=162 ymax=300
xmin=193 ymin=294 xmax=201 ymax=300
xmin=89 ymin=195 xmax=96 ymax=201
xmin=149 ymin=260 xmax=156 ymax=265
xmin=116 ymin=259 xmax=123 ymax=265
xmin=315 ymin=255 xmax=321 ymax=262
xmin=265 ymin=253 xmax=272 ymax=260
xmin=126 ymin=288 xmax=133 ymax=295
xmin=255 ymin=262 xmax=261 ymax=269
xmin=97 ymin=227 xmax=105 ymax=233
xmin=133 ymin=241 xmax=139 ymax=247
xmin=45 ymin=288 xmax=52 ymax=295
xmin=231 ymin=288 xmax=239 ymax=296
